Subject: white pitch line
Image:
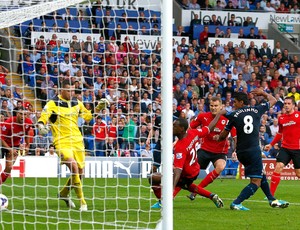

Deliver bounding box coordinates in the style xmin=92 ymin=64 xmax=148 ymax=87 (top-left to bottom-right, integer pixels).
xmin=2 ymin=210 xmax=144 ymax=229
xmin=176 ymin=195 xmax=300 ymax=205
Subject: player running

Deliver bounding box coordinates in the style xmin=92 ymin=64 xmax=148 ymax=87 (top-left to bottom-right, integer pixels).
xmin=216 ymin=90 xmax=289 ymax=210
xmin=37 ymin=79 xmax=108 ymax=211
xmin=150 ymin=111 xmax=225 ymax=209
xmin=264 ymin=96 xmax=300 ymax=196
xmin=188 ymin=97 xmax=236 ymax=200
xmin=0 ymin=107 xmax=32 ymax=184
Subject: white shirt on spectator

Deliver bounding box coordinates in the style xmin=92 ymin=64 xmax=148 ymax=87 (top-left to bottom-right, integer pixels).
xmin=59 ymin=61 xmax=72 ymax=73
xmin=182 ymin=108 xmax=195 ymax=123
xmin=70 ymin=66 xmax=79 ymax=76
xmin=188 ymin=3 xmax=200 ymax=10
xmin=141 ymin=98 xmax=152 ymax=107
xmin=44 ymin=151 xmax=58 ymax=157
xmin=269 ymin=124 xmax=279 ymax=137
xmin=264 ymin=5 xmax=276 ymax=12
xmin=94 ymin=82 xmax=102 ymax=96
xmin=278 ymin=67 xmax=289 ymax=77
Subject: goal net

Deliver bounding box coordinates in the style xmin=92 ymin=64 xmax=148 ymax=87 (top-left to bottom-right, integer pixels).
xmin=0 ymin=0 xmax=168 ymax=229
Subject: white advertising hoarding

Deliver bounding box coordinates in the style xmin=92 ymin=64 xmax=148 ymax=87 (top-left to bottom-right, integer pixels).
xmin=31 ymin=31 xmax=102 ymax=47
xmin=0 ymin=157 xmax=153 ymax=178
xmin=32 ymin=32 xmax=188 ymax=51
xmin=181 ymin=10 xmax=300 ymax=30
xmin=98 ymin=0 xmax=161 ymax=11
xmin=121 ymin=34 xmax=189 ymax=50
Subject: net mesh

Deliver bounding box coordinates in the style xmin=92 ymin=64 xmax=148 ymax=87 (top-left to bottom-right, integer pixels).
xmin=0 ymin=0 xmax=162 ymax=229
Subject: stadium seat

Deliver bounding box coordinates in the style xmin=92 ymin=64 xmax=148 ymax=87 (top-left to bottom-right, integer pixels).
xmin=126 ymin=10 xmax=139 ymax=18
xmin=115 ymin=9 xmax=125 ymax=16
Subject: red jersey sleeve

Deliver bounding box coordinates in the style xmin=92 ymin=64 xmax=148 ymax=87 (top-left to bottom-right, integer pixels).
xmin=173 ymin=148 xmax=186 ymax=170
xmin=230 ymin=126 xmax=237 ymax=138
xmin=196 ymin=126 xmax=210 ymax=138
xmin=1 ymin=121 xmax=10 ymax=141
xmin=190 ymin=113 xmax=204 ymax=129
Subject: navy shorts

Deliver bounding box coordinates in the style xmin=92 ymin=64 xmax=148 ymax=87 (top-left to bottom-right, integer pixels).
xmin=176 ymin=175 xmax=198 ymax=190
xmin=153 ymin=141 xmax=161 ymax=167
xmin=237 ymin=147 xmax=264 ymax=179
xmin=197 ymin=149 xmax=227 ymax=169
xmin=1 ymin=147 xmax=10 ymax=158
xmin=277 ymin=148 xmax=300 ymax=169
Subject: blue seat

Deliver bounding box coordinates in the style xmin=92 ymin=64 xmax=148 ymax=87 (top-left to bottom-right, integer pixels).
xmin=126 ymin=10 xmax=138 ymax=18
xmin=56 ymin=19 xmax=66 ymax=28
xmin=56 ymin=8 xmax=66 ymax=16
xmin=79 ymin=20 xmax=90 ymax=29
xmin=115 ymin=9 xmax=125 ymax=16
xmin=44 ymin=19 xmax=55 ymax=27
xmin=128 ymin=22 xmax=138 ymax=30
xmin=68 ymin=20 xmax=80 ymax=31
xmin=69 ymin=7 xmax=78 ymax=16
xmin=86 ymin=7 xmax=92 ymax=16
xmin=150 ymin=10 xmax=161 ymax=17
xmin=139 ymin=22 xmax=150 ymax=29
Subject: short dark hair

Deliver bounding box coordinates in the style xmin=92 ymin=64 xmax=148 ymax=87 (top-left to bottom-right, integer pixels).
xmin=284 ymin=96 xmax=296 ymax=105
xmin=234 ymin=92 xmax=249 ymax=105
xmin=177 ymin=118 xmax=189 ymax=131
xmin=61 ymin=79 xmax=72 ymax=88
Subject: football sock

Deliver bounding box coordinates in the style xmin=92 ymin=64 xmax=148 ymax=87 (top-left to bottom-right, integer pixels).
xmin=261 ymin=175 xmax=275 ymax=201
xmin=189 ymin=183 xmax=212 ymax=198
xmin=0 ymin=172 xmax=9 ymax=184
xmin=72 ymin=174 xmax=86 ymax=205
xmin=270 ymin=172 xmax=281 ymax=196
xmin=173 ymin=186 xmax=181 ymax=198
xmin=233 ymin=183 xmax=258 ymax=204
xmin=151 ymin=186 xmax=162 ymax=199
xmin=199 ymin=169 xmax=220 ymax=188
xmin=59 ymin=177 xmax=71 ymax=197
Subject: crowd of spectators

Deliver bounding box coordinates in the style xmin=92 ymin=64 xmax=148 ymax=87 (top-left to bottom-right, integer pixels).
xmin=179 ymin=0 xmax=300 ymax=13
xmin=1 ymin=1 xmax=298 ymax=164
xmin=11 ymin=3 xmax=164 ymax=158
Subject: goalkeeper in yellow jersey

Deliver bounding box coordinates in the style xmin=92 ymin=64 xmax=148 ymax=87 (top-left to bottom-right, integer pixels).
xmin=38 ymin=79 xmax=109 ymax=211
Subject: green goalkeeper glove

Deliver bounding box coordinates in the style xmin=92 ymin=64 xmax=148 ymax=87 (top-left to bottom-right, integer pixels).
xmin=95 ymin=98 xmax=110 ymax=111
xmin=38 ymin=123 xmax=50 ymax=135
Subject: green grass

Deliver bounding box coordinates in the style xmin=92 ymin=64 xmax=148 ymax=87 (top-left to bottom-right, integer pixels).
xmin=0 ymin=178 xmax=299 ymax=229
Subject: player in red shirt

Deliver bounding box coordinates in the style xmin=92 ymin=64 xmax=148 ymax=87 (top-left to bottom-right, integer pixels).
xmin=188 ymin=97 xmax=237 ymax=200
xmin=0 ymin=107 xmax=33 ymax=184
xmin=92 ymin=116 xmax=107 ymax=156
xmin=265 ymin=96 xmax=300 ymax=196
xmin=150 ymin=112 xmax=225 ymax=209
xmin=107 ymin=116 xmax=117 ymax=141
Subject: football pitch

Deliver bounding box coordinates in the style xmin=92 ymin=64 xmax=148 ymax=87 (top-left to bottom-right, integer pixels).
xmin=0 ymin=178 xmax=299 ymax=229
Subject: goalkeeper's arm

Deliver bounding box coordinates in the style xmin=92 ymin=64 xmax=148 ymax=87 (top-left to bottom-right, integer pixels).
xmin=37 ymin=122 xmax=50 ymax=135
xmin=95 ymin=98 xmax=110 ymax=113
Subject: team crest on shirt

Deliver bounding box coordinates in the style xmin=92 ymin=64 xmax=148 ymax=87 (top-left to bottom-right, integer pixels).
xmin=2 ymin=126 xmax=6 ymax=131
xmin=176 ymin=153 xmax=182 ymax=159
xmin=221 ymin=120 xmax=226 ymax=125
xmin=296 ymin=114 xmax=299 ymax=118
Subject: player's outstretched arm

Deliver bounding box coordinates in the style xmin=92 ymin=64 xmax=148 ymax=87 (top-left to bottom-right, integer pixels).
xmin=173 ymin=168 xmax=182 ymax=190
xmin=216 ymin=129 xmax=230 ymax=142
xmin=265 ymin=132 xmax=283 ymax=151
xmin=37 ymin=122 xmax=50 ymax=135
xmin=251 ymin=88 xmax=277 ymax=107
xmin=95 ymin=98 xmax=110 ymax=113
xmin=207 ymin=109 xmax=226 ymax=132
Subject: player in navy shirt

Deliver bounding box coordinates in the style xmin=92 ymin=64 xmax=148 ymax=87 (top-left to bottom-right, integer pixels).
xmin=217 ymin=89 xmax=289 ymax=210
